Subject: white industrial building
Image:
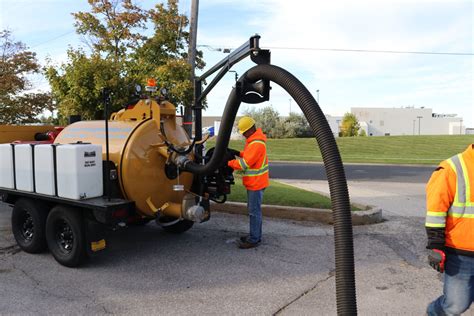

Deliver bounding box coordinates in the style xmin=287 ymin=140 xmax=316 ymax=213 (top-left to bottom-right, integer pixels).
xmin=351 ymin=107 xmax=465 ymax=136
xmin=202 ymin=106 xmax=465 ymax=138
xmin=325 ymin=115 xmax=342 ymax=137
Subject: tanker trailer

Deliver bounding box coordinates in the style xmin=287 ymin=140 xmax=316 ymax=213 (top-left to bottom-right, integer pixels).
xmin=0 ymin=84 xmax=235 ymax=267
xmin=55 ymin=89 xmax=215 ymax=226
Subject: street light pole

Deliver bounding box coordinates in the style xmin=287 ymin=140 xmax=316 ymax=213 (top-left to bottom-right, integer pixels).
xmin=316 ymin=89 xmax=320 ymax=103
xmin=417 ymin=116 xmax=423 ymax=135
xmin=289 ymin=98 xmax=292 ymax=114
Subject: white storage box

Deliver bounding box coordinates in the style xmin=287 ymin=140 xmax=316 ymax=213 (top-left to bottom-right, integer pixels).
xmin=15 ymin=144 xmax=35 ymax=192
xmin=57 ymin=144 xmax=103 ymax=200
xmin=0 ymin=144 xmax=15 ymax=189
xmin=34 ymin=145 xmax=56 ymax=196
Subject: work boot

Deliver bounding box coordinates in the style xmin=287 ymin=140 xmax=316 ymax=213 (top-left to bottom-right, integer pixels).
xmin=239 ymin=236 xmax=261 ymax=243
xmin=238 ymin=239 xmax=259 ymax=249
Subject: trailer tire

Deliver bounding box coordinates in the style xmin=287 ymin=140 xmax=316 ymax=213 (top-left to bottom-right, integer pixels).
xmin=11 ymin=198 xmax=49 ymax=253
xmin=158 ymin=216 xmax=193 ymax=234
xmin=46 ymin=206 xmax=87 ymax=267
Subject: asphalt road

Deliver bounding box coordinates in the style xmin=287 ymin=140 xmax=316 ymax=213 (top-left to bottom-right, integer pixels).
xmin=270 ymin=162 xmax=435 ymax=183
xmin=0 ymin=203 xmax=443 ymax=315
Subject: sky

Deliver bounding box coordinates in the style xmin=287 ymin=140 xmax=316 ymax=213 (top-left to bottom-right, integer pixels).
xmin=1 ymin=0 xmax=473 ymax=127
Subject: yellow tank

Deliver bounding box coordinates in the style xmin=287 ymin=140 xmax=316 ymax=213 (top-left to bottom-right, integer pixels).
xmin=54 ymin=98 xmax=194 ymax=218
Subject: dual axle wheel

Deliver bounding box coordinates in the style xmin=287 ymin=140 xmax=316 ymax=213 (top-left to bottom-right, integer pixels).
xmin=12 ymin=200 xmax=86 ymax=267
xmin=11 ymin=198 xmax=193 ymax=267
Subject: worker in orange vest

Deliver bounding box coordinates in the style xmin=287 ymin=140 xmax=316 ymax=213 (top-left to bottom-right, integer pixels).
xmin=426 ymin=144 xmax=474 ymax=315
xmin=228 ymin=116 xmax=269 ymax=249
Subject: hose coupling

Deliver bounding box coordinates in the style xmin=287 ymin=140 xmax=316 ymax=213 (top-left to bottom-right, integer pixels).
xmin=175 ymin=154 xmax=191 ymax=169
xmin=184 ymin=205 xmax=207 ymax=223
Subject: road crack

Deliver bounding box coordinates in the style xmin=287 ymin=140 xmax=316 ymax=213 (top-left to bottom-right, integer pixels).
xmin=273 ymin=270 xmax=335 ymax=315
xmin=12 ymin=263 xmax=77 ymax=301
xmin=0 ymin=245 xmax=20 ymax=256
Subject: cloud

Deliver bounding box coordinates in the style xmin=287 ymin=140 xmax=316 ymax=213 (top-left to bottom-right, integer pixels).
xmin=200 ymin=0 xmax=473 ymax=125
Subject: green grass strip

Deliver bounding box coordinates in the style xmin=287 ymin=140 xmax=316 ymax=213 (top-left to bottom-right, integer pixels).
xmin=227 ymin=177 xmax=360 ymax=211
xmin=210 ymin=135 xmax=473 ymax=165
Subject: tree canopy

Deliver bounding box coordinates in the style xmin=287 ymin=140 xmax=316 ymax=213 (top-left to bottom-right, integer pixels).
xmin=0 ymin=30 xmax=52 ymax=124
xmin=46 ymin=0 xmax=204 ymax=123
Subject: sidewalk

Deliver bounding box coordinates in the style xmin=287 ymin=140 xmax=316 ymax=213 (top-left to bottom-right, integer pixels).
xmin=278 ymin=179 xmax=426 ymax=217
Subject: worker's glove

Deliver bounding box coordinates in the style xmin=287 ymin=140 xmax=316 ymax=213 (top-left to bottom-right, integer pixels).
xmin=428 ymin=249 xmax=446 ymax=273
xmin=223 ymin=148 xmax=239 ymax=163
xmin=228 ymin=148 xmax=240 ymax=158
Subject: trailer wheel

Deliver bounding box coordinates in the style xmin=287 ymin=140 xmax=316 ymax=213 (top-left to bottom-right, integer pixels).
xmin=11 ymin=198 xmax=49 ymax=253
xmin=46 ymin=206 xmax=87 ymax=267
xmin=157 ymin=216 xmax=193 ymax=234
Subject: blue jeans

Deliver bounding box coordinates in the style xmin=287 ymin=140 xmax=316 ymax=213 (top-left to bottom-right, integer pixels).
xmin=247 ymin=189 xmax=264 ymax=244
xmin=427 ymin=253 xmax=474 ymax=315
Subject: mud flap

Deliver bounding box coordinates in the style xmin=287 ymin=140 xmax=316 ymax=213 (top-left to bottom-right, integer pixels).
xmin=85 ymin=218 xmax=106 ymax=256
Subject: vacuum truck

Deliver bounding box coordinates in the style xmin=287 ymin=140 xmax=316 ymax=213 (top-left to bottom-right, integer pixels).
xmin=0 ymin=35 xmax=358 ymax=313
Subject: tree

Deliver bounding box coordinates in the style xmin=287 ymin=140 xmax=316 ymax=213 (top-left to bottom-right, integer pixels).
xmin=46 ymin=0 xmax=205 ymax=122
xmin=242 ymin=108 xmax=315 ymax=139
xmin=45 ymin=49 xmax=124 ymax=121
xmin=340 ymin=112 xmax=360 ymax=137
xmin=0 ymin=30 xmax=52 ymax=124
xmin=243 ymin=106 xmax=285 ymax=138
xmin=132 ymin=0 xmax=205 ymax=107
xmin=73 ymin=0 xmax=147 ymax=60
xmin=283 ymin=112 xmax=313 ymax=138
xmin=46 ymin=0 xmax=147 ymax=122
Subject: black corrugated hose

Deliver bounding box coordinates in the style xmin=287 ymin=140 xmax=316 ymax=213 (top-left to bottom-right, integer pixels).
xmin=183 ymin=64 xmax=357 ymax=315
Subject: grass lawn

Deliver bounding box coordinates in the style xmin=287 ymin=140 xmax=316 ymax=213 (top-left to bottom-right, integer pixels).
xmin=227 ymin=177 xmax=360 ymax=211
xmin=210 ymin=135 xmax=473 ymax=165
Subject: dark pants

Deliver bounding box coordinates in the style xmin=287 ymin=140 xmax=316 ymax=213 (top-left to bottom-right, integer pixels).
xmin=247 ymin=189 xmax=264 ymax=244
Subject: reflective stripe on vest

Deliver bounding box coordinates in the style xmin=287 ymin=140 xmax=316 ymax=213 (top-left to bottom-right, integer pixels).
xmin=425 ymin=153 xmax=472 ymax=228
xmin=243 ymin=140 xmax=268 ymax=177
xmin=446 ymin=154 xmax=472 ymax=217
xmin=425 ymin=211 xmax=447 ymax=228
xmin=237 ymin=156 xmax=249 ymax=170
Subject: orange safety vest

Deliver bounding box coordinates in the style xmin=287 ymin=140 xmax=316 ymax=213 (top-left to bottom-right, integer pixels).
xmin=425 ymin=144 xmax=474 ymax=253
xmin=228 ymin=128 xmax=269 ymax=191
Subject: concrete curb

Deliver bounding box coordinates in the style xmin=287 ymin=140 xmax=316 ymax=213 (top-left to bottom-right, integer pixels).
xmin=211 ymin=202 xmax=383 ymax=225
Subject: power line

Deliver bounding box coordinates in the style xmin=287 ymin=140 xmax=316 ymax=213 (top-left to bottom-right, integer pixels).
xmin=197 ymin=44 xmax=231 ymax=53
xmin=199 ymin=44 xmax=473 ymax=56
xmin=267 ymin=46 xmax=473 ymax=56
xmin=30 ymin=30 xmax=76 ymax=49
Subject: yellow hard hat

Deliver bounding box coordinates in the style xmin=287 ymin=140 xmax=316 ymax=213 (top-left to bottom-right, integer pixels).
xmin=238 ymin=116 xmax=255 ymax=134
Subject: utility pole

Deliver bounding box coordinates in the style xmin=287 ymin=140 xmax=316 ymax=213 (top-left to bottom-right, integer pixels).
xmin=185 ymin=0 xmax=199 ymax=137
xmin=417 ymin=116 xmax=423 ymax=135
